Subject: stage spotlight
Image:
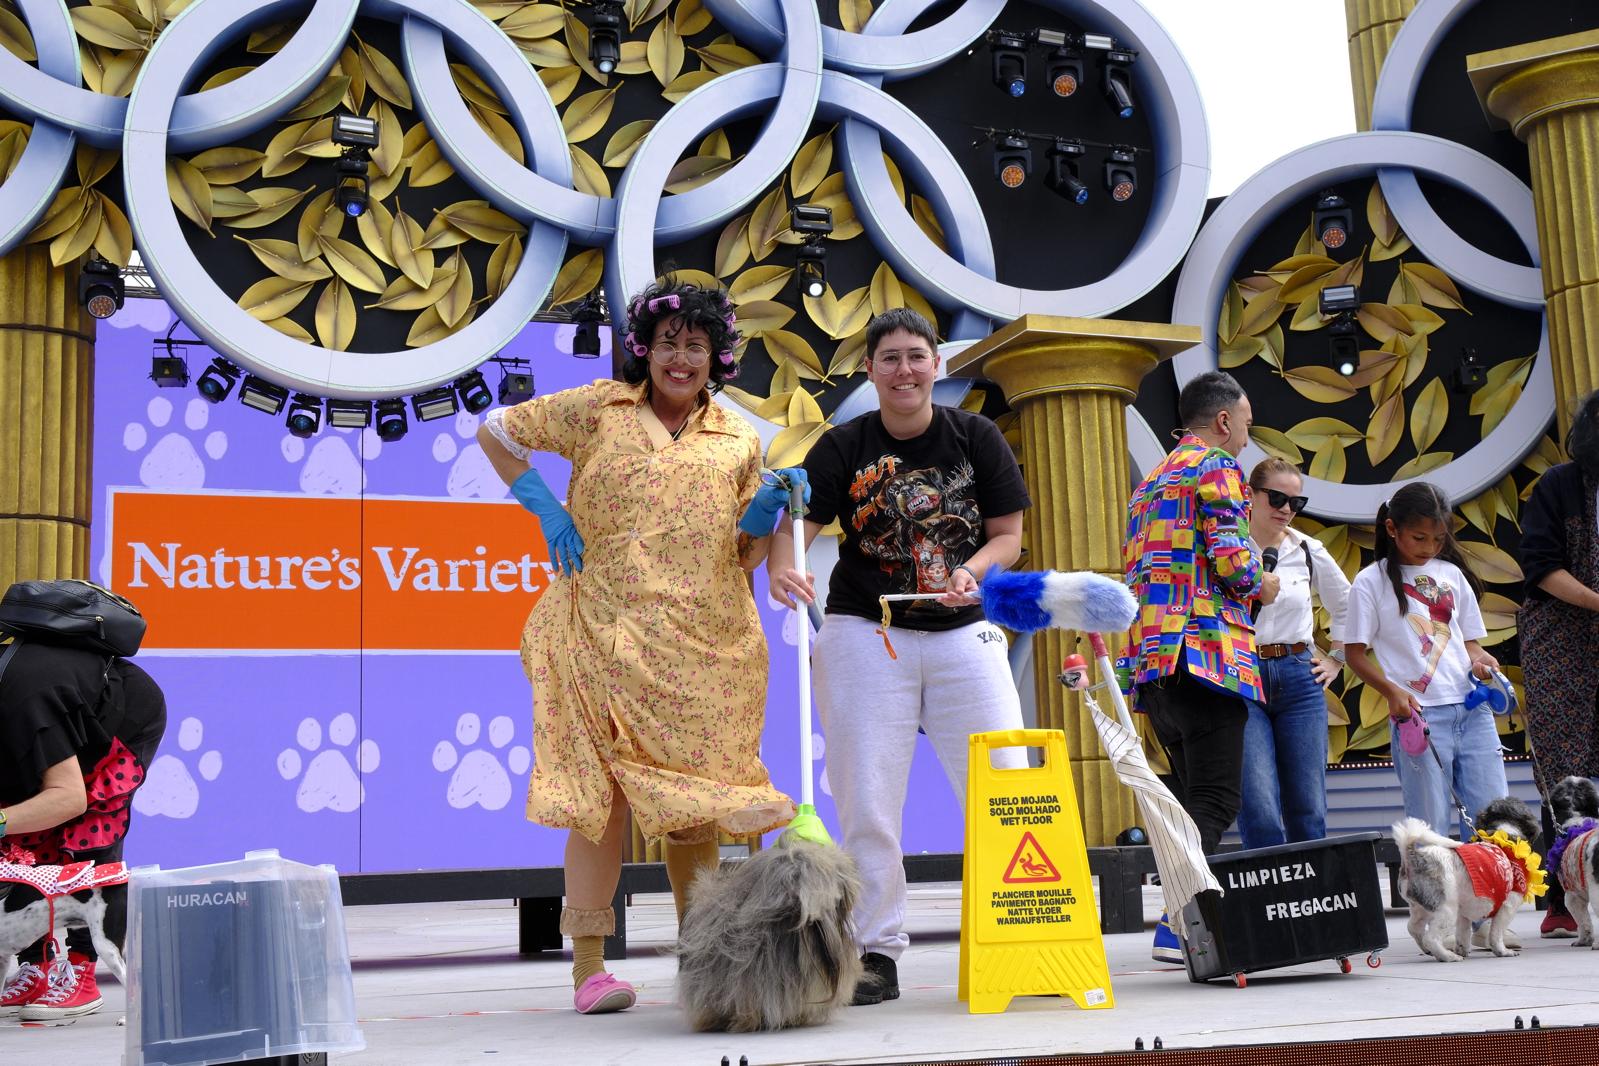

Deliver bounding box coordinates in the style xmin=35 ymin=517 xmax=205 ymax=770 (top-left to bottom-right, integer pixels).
xmin=498 ymin=362 xmax=534 ymax=405
xmin=1045 ymin=48 xmax=1083 ymax=97
xmin=286 ymin=394 xmax=322 ymax=438
xmin=412 ymin=386 xmax=459 ymax=422
xmin=1103 ymin=147 xmax=1136 ymax=202
xmin=1319 ymin=284 xmax=1360 ymax=317
xmin=1102 ymin=50 xmax=1135 ymax=118
xmin=239 ymin=375 xmax=288 ymax=415
xmin=196 ymin=357 xmax=239 ymax=404
xmin=571 ymin=295 xmax=604 ymax=358
xmin=589 ymin=0 xmax=622 ymax=75
xmin=331 ymin=113 xmax=378 ymax=219
xmin=1313 ymin=190 xmax=1352 ymax=251
xmin=375 ymin=398 xmax=408 ymax=441
xmin=455 ymin=370 xmax=494 ymax=414
xmin=1046 ymin=140 xmax=1089 ymax=205
xmin=150 ymin=355 xmax=188 ymax=388
xmin=990 ymin=33 xmax=1029 ymax=97
xmin=80 ymin=259 xmax=124 ymax=319
xmin=326 ymin=398 xmax=373 ymax=429
xmin=1321 ymin=284 xmax=1362 ymax=377
xmin=994 ymin=132 xmax=1031 ymax=189
xmin=791 ymin=203 xmax=833 ymax=299
xmin=1454 ymin=346 xmax=1486 ymax=393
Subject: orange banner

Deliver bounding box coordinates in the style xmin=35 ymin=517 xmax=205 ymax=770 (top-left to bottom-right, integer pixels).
xmin=107 ymin=489 xmax=554 ymax=652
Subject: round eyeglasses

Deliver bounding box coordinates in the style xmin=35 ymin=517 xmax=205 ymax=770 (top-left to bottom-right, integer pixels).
xmin=649 ymin=343 xmax=712 ymax=367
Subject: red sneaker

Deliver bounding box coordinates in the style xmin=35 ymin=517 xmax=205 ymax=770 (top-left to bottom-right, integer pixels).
xmin=20 ymin=953 xmax=102 ymax=1021
xmin=1541 ymin=909 xmax=1579 ymax=939
xmin=0 ymin=961 xmax=51 ymax=1017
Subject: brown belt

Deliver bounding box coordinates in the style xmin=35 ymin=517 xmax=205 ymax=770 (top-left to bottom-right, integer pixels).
xmin=1256 ymin=641 xmax=1308 ymax=660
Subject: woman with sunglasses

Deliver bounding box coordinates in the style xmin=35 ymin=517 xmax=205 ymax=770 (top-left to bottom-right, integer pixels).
xmin=478 ymin=278 xmax=795 ymax=1014
xmin=1237 ymin=457 xmax=1350 ymax=850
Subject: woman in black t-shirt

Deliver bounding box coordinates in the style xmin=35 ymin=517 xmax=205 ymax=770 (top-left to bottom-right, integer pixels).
xmin=768 ymin=308 xmax=1031 ymax=1006
xmin=0 ymin=640 xmax=167 ymax=1019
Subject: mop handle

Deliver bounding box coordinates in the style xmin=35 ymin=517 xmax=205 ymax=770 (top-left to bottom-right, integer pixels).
xmin=877 ymin=592 xmax=947 ymax=602
xmin=789 ymin=478 xmax=814 ymax=809
xmin=1087 ymin=632 xmax=1137 ymax=734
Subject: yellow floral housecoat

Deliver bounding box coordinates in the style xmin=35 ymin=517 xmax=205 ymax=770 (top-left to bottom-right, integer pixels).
xmin=501 ymin=380 xmax=794 ymax=844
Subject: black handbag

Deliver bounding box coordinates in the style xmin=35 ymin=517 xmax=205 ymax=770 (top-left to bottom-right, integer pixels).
xmin=0 ymin=579 xmax=146 ymax=657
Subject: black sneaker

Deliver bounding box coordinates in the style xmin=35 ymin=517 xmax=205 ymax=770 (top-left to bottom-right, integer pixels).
xmin=850 ymin=952 xmax=900 ymax=1006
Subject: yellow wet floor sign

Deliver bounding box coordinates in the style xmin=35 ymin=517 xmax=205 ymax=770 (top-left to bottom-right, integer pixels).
xmin=958 ymin=728 xmax=1113 ymax=1014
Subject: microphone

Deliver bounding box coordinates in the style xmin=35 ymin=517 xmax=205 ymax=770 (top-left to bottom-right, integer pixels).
xmin=1261 ymin=546 xmax=1279 ymax=573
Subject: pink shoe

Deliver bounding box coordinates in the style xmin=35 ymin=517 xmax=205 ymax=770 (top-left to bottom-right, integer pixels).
xmin=574 ymin=972 xmax=636 ymax=1014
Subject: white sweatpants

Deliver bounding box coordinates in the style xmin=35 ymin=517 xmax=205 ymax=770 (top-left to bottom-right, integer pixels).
xmin=813 ymin=613 xmax=1027 ymax=960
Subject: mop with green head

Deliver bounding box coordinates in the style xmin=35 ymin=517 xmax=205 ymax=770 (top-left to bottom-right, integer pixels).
xmin=783 ymin=475 xmax=832 ymax=847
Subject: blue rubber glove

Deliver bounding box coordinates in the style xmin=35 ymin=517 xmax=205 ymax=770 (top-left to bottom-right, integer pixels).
xmin=510 ymin=468 xmax=585 ymax=575
xmin=740 ymin=467 xmax=810 ymax=536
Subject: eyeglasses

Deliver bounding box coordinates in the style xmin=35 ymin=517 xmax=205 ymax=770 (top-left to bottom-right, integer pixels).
xmin=872 ymin=349 xmax=935 ymax=371
xmin=1261 ymin=488 xmax=1309 ymax=513
xmin=649 ymin=343 xmax=712 ymax=367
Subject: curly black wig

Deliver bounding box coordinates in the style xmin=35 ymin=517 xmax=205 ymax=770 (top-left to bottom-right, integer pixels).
xmin=619 ymin=277 xmax=743 ymax=391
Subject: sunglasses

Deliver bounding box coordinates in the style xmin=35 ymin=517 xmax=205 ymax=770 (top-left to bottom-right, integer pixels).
xmin=1261 ymin=488 xmax=1309 ymax=514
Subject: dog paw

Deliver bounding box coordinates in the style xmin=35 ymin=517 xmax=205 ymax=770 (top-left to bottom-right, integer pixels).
xmin=277 ymin=713 xmax=379 ymax=813
xmin=431 ymin=712 xmax=530 ymax=811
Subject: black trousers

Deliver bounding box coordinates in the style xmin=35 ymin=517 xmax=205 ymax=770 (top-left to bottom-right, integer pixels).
xmin=1137 ymin=660 xmax=1249 ymax=855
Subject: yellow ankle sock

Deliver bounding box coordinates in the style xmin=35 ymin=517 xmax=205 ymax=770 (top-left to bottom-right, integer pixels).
xmin=664 ymin=838 xmax=721 ymax=923
xmin=572 ymin=936 xmax=606 ymax=990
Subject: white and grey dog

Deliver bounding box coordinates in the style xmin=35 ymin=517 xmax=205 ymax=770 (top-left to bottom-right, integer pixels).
xmin=0 ymin=865 xmax=128 ymax=1010
xmin=1546 ymin=775 xmax=1599 ymax=949
xmin=1392 ymin=797 xmax=1541 ymax=962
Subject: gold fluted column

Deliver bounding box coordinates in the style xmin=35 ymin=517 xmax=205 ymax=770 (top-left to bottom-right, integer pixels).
xmin=1469 ymin=30 xmax=1599 ymax=440
xmin=1345 ymin=0 xmax=1415 ymax=130
xmin=0 ymin=246 xmax=97 ymax=589
xmin=949 ymin=317 xmax=1200 ymax=847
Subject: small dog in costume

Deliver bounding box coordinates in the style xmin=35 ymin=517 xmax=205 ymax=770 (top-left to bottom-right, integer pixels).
xmin=1545 ymin=776 xmax=1599 ymax=949
xmin=0 ymin=860 xmax=129 ymax=1000
xmin=1393 ymin=797 xmax=1546 ymax=962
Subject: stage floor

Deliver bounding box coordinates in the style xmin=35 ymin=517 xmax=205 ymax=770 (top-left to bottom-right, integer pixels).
xmin=18 ymin=880 xmax=1599 ymax=1064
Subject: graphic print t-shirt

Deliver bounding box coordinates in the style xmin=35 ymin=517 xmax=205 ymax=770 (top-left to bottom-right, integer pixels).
xmin=1344 ymin=558 xmax=1487 ymax=707
xmin=802 ymin=406 xmax=1030 ymax=632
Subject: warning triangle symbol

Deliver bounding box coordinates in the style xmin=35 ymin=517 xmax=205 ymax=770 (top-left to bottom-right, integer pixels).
xmin=1002 ymin=832 xmax=1061 ymax=884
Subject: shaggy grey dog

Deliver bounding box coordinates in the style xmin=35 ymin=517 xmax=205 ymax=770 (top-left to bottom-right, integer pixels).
xmin=675 ymin=838 xmax=862 ymax=1032
xmin=1547 ymin=775 xmax=1599 ymax=948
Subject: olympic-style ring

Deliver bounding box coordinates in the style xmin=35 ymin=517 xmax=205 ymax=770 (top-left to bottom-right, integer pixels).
xmin=0 ymin=0 xmax=77 ymax=252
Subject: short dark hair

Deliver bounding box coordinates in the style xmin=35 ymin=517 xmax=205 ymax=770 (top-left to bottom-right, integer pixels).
xmin=619 ymin=276 xmax=742 ymax=391
xmin=866 ymin=307 xmax=937 ymax=360
xmin=1178 ymin=370 xmax=1246 ymax=427
xmin=1566 ymin=389 xmax=1599 ymax=478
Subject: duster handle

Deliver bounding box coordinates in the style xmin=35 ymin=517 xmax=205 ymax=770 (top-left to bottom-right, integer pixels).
xmin=1088 ymin=632 xmax=1137 ymax=734
xmin=789 ymin=478 xmax=813 ymax=808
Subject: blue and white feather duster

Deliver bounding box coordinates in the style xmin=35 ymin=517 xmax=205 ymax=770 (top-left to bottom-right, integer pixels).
xmin=978 ymin=566 xmax=1138 ymax=634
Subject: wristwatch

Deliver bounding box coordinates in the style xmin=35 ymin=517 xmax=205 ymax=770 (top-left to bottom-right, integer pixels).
xmin=0 ymin=809 xmax=8 ymax=838
xmin=1327 ymin=647 xmax=1347 ymax=664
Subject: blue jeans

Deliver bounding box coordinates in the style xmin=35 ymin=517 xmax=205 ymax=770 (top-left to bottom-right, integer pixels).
xmin=1389 ymin=701 xmax=1509 ymax=838
xmin=1238 ymin=650 xmax=1328 ymax=849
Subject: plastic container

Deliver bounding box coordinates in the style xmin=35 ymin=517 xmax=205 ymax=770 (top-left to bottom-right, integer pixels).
xmin=1178 ymin=832 xmax=1389 ymax=987
xmin=124 ymin=850 xmax=364 ymax=1066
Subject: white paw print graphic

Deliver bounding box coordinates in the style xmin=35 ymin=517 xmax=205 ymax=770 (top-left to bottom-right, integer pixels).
xmin=133 ymin=716 xmax=222 ymax=819
xmin=433 ymin=409 xmax=507 ymax=498
xmin=281 ymin=427 xmax=372 ymax=495
xmin=123 ymin=395 xmax=228 ymax=489
xmin=278 ymin=712 xmax=380 ymax=813
xmin=432 ymin=713 xmax=531 ymax=811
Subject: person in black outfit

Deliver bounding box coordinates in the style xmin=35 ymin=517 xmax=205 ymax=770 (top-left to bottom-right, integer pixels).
xmin=0 ymin=639 xmax=167 ymax=1020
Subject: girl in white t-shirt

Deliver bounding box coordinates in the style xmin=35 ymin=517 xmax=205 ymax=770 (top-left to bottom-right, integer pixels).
xmin=1343 ymin=482 xmax=1508 ymax=838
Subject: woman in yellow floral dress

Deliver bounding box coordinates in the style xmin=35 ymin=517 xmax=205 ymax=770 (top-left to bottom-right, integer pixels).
xmin=478 ymin=280 xmax=800 ymax=1014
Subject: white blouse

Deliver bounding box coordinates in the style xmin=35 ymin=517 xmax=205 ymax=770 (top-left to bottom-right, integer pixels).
xmin=1251 ymin=527 xmax=1351 ymax=647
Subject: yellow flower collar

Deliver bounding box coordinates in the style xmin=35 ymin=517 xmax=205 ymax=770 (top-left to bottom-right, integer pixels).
xmin=1472 ymin=828 xmax=1549 ymax=900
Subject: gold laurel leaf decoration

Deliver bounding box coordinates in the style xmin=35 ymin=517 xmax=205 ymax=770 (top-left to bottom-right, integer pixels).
xmin=768 ymin=358 xmax=799 ymax=397
xmin=569 ymin=146 xmax=610 ymax=196
xmin=1308 ymin=438 xmax=1346 ymax=483
xmin=839 ymin=0 xmax=874 ymax=33
xmin=1285 ymin=417 xmax=1361 ymax=452
xmin=789 ymin=128 xmax=833 ymax=197
xmin=234 ymin=236 xmax=334 ymax=283
xmin=909 ymin=194 xmax=946 ymax=252
xmin=355 ymin=198 xmax=396 ymax=267
xmin=603 ymin=119 xmax=657 ymax=169
xmin=1346 ymin=349 xmax=1399 ymax=389
xmin=282 ymin=73 xmax=352 ymax=123
xmin=501 ymin=3 xmax=565 ymax=40
xmin=1236 ymin=288 xmax=1282 ymax=337
xmin=367 ymin=262 xmax=456 ymax=311
xmin=616 ymin=41 xmax=650 ymax=76
xmin=1324 ymin=251 xmax=1365 ymax=290
xmin=246 ymin=23 xmax=294 ymax=54
xmin=370 ymin=100 xmax=403 ymax=176
xmin=318 ymin=235 xmax=388 ymax=293
xmin=548 ymin=248 xmax=605 ymax=307
xmin=624 ymin=0 xmax=652 ymax=31
xmin=296 ymin=189 xmax=340 ymax=259
xmin=814 ymin=285 xmax=871 ymax=340
xmin=1393 ymin=451 xmax=1453 ymax=479
xmin=1365 ymin=390 xmax=1404 ymax=466
xmin=0 ymin=128 xmax=29 ymax=183
xmin=438 ymin=259 xmax=474 ymax=327
xmin=78 ymin=45 xmax=107 ymax=95
xmin=450 ymin=63 xmax=507 ymax=114
xmin=200 ymin=66 xmax=254 ymax=91
xmin=747 ymin=183 xmax=789 ymax=260
xmin=902 ymin=285 xmax=938 ymax=335
xmin=828 ymin=197 xmax=863 ymax=240
xmin=262 ymin=120 xmax=316 ymax=178
xmin=188 ymin=147 xmax=265 ymax=185
xmin=434 ymin=200 xmax=525 ymax=244
xmin=1457 ymin=541 xmax=1523 ymax=585
xmin=762 ymin=329 xmax=824 ymax=379
xmin=665 ymin=153 xmax=738 ymax=194
xmin=662 ymin=69 xmax=718 ymax=102
xmin=408 ymin=140 xmax=457 ymax=187
xmin=1356 ymin=303 xmax=1412 ymax=344
xmin=1281 ymin=367 xmax=1356 ymax=404
xmin=563 ymin=13 xmax=607 ymax=85
xmin=289 ymin=117 xmax=340 ymax=160
xmin=1217 ymin=334 xmax=1262 ymax=369
xmin=315 ymin=277 xmax=356 ymax=351
xmin=1276 ymin=261 xmax=1336 ymax=304
xmin=1257 ymin=322 xmax=1284 ymax=370
xmin=1266 ymin=252 xmax=1332 ymax=276
xmin=486 ymin=233 xmax=523 ymax=301
xmin=338 ymin=45 xmax=366 ymax=111
xmin=101 ymin=52 xmax=142 ymax=98
xmin=1480 ymin=591 xmax=1520 ymax=629
xmin=1402 ymin=262 xmax=1467 ymax=312
xmin=699 ymin=128 xmax=731 ymax=160
xmin=0 ymin=6 xmax=36 ymax=61
xmin=407 ymin=300 xmax=478 ymax=347
xmin=540 ymin=66 xmax=582 ymax=106
xmin=646 ymin=17 xmax=685 ymax=87
xmin=356 ymin=38 xmax=413 ymax=109
xmin=389 ymin=209 xmax=432 ymax=288
xmin=262 ymin=315 xmax=314 ymax=342
xmin=71 ymin=6 xmax=143 ymax=49
xmin=1248 ymin=427 xmax=1303 ymax=465
xmin=1388 ymin=268 xmax=1419 ymax=306
xmin=238 ymin=276 xmax=316 ymax=320
xmin=715 ymin=214 xmax=751 ymax=277
xmin=563 ymin=85 xmax=621 ymax=144
xmin=1291 ymin=224 xmax=1319 ymax=259
xmin=692 ymin=42 xmax=760 ymax=75
xmin=675 ymin=0 xmax=713 ymax=36
xmin=1395 ymin=302 xmax=1445 ymax=336
xmin=1366 ymin=181 xmax=1399 ymax=246
xmin=166 ymin=158 xmax=214 ymax=234
xmin=91 ymin=192 xmax=132 ymax=267
xmin=1371 ymin=232 xmax=1412 ymax=262
xmin=1215 ymin=281 xmax=1239 ymax=343
xmin=827 ymin=331 xmax=867 ymax=379
xmin=473 ymin=0 xmax=529 ymax=17
xmin=75 ymin=144 xmax=116 ymax=188
xmin=26 ymin=187 xmax=88 ymax=244
xmin=735 ymin=300 xmax=794 ymax=337
xmin=882 ymin=153 xmax=905 ymax=204
xmin=789 ymin=387 xmax=824 ymax=426
xmin=658 ymin=267 xmax=719 ymax=288
xmin=629 ymin=0 xmax=672 ymax=30
xmin=766 ymin=421 xmax=829 ymax=468
xmin=1459 ymin=494 xmax=1495 ymax=537
xmin=729 ymin=265 xmax=796 ymax=307
xmin=755 ymin=391 xmax=791 ymax=424
xmin=223 ymin=185 xmax=312 ymax=229
xmin=1409 ymin=378 xmax=1449 ymax=454
xmin=869 ymin=262 xmax=904 ymax=315
xmin=521 ymin=36 xmax=574 ymax=68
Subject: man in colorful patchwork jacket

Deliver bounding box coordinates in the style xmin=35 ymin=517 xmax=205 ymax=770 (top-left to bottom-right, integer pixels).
xmin=1123 ymin=370 xmax=1276 ymax=856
